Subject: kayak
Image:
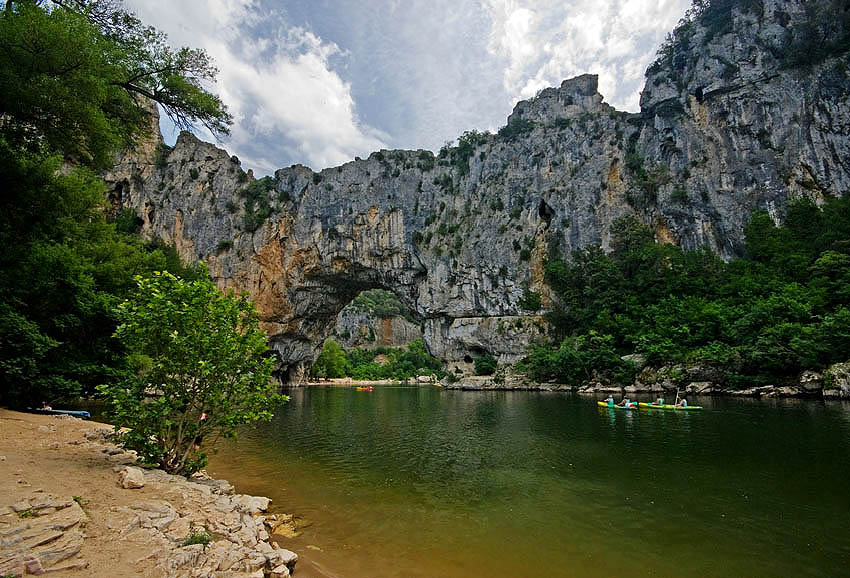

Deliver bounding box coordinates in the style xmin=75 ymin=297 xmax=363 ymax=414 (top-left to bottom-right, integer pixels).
xmin=34 ymin=409 xmax=91 ymax=419
xmin=356 ymin=386 xmax=374 ymax=391
xmin=597 ymin=401 xmax=636 ymax=410
xmin=638 ymin=402 xmax=703 ymax=411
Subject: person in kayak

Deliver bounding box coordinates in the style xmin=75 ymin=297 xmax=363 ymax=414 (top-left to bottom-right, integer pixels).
xmin=617 ymin=396 xmax=632 ymax=408
xmin=604 ymin=395 xmax=615 ymax=407
xmin=676 ymin=397 xmax=688 ymax=407
xmin=653 ymin=395 xmax=665 ymax=405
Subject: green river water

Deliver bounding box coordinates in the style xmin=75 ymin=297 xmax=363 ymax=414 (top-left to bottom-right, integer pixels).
xmin=207 ymin=387 xmax=850 ymax=578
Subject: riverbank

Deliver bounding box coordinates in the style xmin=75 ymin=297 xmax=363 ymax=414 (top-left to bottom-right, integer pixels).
xmin=302 ymin=376 xmax=438 ymax=387
xmin=303 ymin=378 xmax=403 ymax=387
xmin=445 ymin=363 xmax=850 ymax=399
xmin=0 ymin=409 xmax=299 ymax=577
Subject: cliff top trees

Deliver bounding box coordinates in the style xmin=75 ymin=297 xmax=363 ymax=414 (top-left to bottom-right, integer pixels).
xmin=0 ymin=0 xmax=231 ymax=168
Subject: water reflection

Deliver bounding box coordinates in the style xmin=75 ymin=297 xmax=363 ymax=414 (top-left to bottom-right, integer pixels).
xmin=208 ymin=387 xmax=850 ymax=578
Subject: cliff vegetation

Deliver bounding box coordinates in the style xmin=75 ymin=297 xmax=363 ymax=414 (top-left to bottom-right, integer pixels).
xmin=521 ymin=197 xmax=850 ymax=389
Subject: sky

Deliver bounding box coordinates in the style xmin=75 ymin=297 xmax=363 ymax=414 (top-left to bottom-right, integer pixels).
xmin=124 ymin=0 xmax=691 ymax=175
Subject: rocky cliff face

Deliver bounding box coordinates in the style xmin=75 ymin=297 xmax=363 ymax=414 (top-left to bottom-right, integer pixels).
xmin=105 ymin=0 xmax=850 ymax=381
xmin=332 ymin=309 xmax=421 ymax=350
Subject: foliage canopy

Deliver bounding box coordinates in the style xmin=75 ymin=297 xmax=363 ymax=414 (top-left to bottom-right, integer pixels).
xmin=99 ymin=270 xmax=286 ymax=475
xmin=0 ymin=0 xmax=231 ymax=408
xmin=311 ymin=338 xmax=443 ymax=382
xmin=522 ymin=198 xmax=850 ymax=389
xmin=0 ymin=0 xmax=231 ymax=168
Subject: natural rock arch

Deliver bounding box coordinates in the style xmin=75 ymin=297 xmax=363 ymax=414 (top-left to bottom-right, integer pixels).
xmin=106 ymin=3 xmax=850 ymax=380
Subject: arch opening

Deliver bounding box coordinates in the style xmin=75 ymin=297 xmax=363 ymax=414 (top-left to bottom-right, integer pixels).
xmin=304 ymin=288 xmax=448 ymax=383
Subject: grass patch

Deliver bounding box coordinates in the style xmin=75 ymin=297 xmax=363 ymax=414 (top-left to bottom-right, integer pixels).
xmin=182 ymin=524 xmax=212 ymax=548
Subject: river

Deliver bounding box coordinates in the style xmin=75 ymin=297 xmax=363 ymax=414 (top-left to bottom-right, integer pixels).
xmin=207 ymin=386 xmax=850 ymax=577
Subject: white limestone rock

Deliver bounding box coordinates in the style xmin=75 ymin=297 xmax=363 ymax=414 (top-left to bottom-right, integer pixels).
xmin=118 ymin=466 xmax=146 ymax=489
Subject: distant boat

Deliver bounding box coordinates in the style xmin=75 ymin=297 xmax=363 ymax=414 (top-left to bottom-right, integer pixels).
xmin=355 ymin=386 xmax=374 ymax=391
xmin=34 ymin=408 xmax=91 ymax=419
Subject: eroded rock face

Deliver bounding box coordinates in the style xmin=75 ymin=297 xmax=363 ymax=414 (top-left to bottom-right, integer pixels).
xmin=824 ymin=362 xmax=850 ymax=398
xmin=104 ymin=0 xmax=850 ymax=380
xmin=333 ymin=309 xmax=422 ymax=350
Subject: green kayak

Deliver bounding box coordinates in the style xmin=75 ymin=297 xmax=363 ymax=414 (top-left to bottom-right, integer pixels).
xmin=597 ymin=401 xmax=636 ymax=410
xmin=638 ymin=402 xmax=703 ymax=411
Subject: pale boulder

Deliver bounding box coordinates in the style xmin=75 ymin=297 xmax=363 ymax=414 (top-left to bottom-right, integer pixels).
xmin=118 ymin=466 xmax=145 ymax=489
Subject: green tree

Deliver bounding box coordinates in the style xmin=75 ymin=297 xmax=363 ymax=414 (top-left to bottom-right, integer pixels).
xmin=311 ymin=339 xmax=348 ymax=379
xmin=0 ymin=0 xmax=231 ymax=407
xmin=474 ymin=355 xmax=497 ymax=376
xmin=526 ymin=197 xmax=850 ymax=389
xmin=99 ymin=270 xmax=285 ymax=476
xmin=0 ymin=149 xmax=172 ymax=407
xmin=0 ymin=0 xmax=231 ymax=168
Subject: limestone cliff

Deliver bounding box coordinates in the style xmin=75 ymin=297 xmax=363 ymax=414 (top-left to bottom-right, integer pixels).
xmin=332 ymin=309 xmax=421 ymax=350
xmin=105 ymin=0 xmax=850 ymax=381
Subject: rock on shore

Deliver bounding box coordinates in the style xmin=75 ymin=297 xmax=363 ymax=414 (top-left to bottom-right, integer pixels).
xmin=0 ymin=410 xmax=298 ymax=578
xmin=445 ymin=360 xmax=850 ymax=399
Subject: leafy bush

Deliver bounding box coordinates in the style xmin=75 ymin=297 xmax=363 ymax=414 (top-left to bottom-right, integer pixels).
xmin=339 ymin=339 xmax=443 ymax=381
xmin=346 ymin=289 xmax=413 ymax=321
xmin=451 ymin=130 xmax=488 ymax=176
xmin=114 ymin=208 xmax=142 ymax=235
xmin=518 ymin=290 xmax=542 ymax=311
xmin=670 ymin=185 xmax=688 ymax=204
xmin=474 ymin=355 xmax=497 ymax=376
xmin=155 ymin=144 xmax=172 ymax=168
xmin=311 ymin=339 xmax=347 ymax=379
xmin=417 ymin=150 xmax=435 ymax=171
xmin=433 ymin=173 xmax=453 ymax=192
xmin=99 ymin=270 xmax=286 ymax=475
xmin=241 ymin=176 xmax=276 ymax=232
xmin=498 ymin=117 xmax=535 ymax=140
xmin=182 ymin=524 xmax=212 ymax=548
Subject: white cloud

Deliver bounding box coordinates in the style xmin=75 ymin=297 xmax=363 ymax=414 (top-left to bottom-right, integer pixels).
xmin=124 ymin=0 xmax=387 ymax=173
xmin=487 ymin=3 xmax=539 ymax=99
xmin=122 ymin=0 xmax=691 ymax=171
xmin=484 ymin=0 xmax=691 ymax=110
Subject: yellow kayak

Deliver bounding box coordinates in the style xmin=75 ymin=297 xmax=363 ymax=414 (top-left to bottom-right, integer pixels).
xmin=638 ymin=402 xmax=703 ymax=411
